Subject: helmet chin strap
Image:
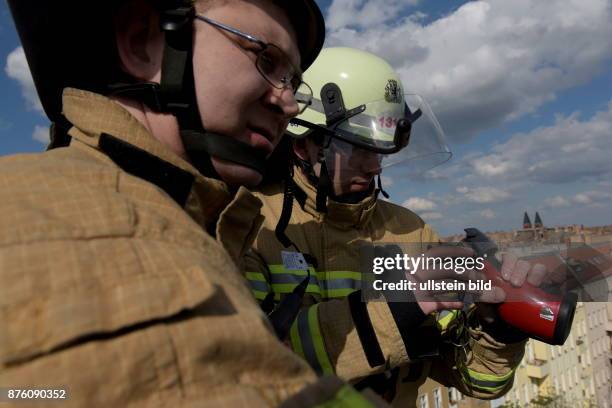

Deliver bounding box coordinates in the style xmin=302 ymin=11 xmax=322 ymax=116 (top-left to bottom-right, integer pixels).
xmin=107 ymin=2 xmax=267 ymax=180
xmin=376 ymin=173 xmax=390 ymax=199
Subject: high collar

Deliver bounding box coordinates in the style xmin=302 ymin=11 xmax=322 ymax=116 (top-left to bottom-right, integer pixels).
xmin=292 ymin=167 xmax=377 ymax=229
xmin=62 ymin=88 xmax=263 ymax=257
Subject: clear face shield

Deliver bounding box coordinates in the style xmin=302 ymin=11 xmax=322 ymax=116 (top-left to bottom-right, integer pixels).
xmin=330 ymin=94 xmax=451 ymax=171
xmin=314 ymin=94 xmax=450 ymax=194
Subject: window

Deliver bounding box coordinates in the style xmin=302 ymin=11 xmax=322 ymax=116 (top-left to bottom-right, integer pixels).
xmin=554 ymin=378 xmax=559 ymax=393
xmin=574 ymin=366 xmax=579 ymax=384
xmin=448 ymin=388 xmax=460 ymax=403
xmin=514 ymin=389 xmax=520 ymax=405
xmin=586 ymin=348 xmax=592 ymax=365
xmin=433 ymin=388 xmax=442 ymax=408
xmin=561 ymin=372 xmax=567 ymax=391
xmin=419 ymin=394 xmax=429 ymax=408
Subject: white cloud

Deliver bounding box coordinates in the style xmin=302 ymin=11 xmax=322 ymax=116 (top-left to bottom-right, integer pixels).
xmin=420 ymin=211 xmax=443 ymax=220
xmin=544 ymin=195 xmax=571 ymax=208
xmin=403 ymin=196 xmax=436 ymax=211
xmin=479 ymin=209 xmax=496 ymax=219
xmin=326 ymin=0 xmax=612 ymax=142
xmin=573 ymin=190 xmax=612 ymax=206
xmin=457 ymin=186 xmax=511 ymax=203
xmin=5 ymin=47 xmax=43 ymax=114
xmin=326 ymin=0 xmax=420 ymax=31
xmin=32 ymin=125 xmax=49 ymax=144
xmin=469 ymin=102 xmax=612 ymax=184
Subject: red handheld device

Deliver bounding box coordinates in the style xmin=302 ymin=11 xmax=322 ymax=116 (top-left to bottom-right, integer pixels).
xmin=463 ymin=228 xmax=577 ymax=345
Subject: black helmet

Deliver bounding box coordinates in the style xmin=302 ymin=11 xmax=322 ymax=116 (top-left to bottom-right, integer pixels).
xmin=8 ymin=0 xmax=326 ymax=178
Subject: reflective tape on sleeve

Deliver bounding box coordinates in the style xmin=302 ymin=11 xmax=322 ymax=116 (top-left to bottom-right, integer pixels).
xmin=292 ymin=304 xmax=334 ymax=375
xmin=460 ymin=367 xmax=515 ymax=392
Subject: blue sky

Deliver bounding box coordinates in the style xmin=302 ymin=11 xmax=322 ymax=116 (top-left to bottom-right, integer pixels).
xmin=1 ymin=0 xmax=611 ymax=235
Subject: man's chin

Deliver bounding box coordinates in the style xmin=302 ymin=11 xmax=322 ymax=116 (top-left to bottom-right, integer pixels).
xmin=211 ymin=157 xmax=263 ymax=188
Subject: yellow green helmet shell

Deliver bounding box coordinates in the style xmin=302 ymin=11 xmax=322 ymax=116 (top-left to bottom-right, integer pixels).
xmin=288 ymin=47 xmax=406 ymax=146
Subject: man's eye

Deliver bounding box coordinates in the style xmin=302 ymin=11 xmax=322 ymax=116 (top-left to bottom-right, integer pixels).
xmin=258 ymin=54 xmax=275 ymax=74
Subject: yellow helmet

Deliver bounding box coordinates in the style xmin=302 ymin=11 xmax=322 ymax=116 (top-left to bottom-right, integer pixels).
xmin=289 ymin=47 xmax=451 ymax=172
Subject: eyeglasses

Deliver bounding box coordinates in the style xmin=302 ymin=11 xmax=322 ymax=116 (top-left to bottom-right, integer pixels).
xmin=195 ymin=14 xmax=313 ymax=114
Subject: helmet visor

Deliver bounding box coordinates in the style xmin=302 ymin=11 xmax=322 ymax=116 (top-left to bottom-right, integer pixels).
xmin=332 ymin=94 xmax=451 ymax=173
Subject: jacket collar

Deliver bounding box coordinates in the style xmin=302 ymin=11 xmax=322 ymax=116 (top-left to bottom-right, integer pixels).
xmin=292 ymin=166 xmax=377 ymax=229
xmin=62 ymin=88 xmax=262 ymax=257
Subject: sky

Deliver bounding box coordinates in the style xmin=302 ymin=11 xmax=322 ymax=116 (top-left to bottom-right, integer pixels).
xmin=1 ymin=0 xmax=611 ymax=236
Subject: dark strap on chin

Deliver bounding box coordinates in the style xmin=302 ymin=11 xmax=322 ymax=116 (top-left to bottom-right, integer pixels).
xmin=316 ymin=160 xmax=331 ymax=213
xmin=99 ymin=133 xmax=194 ymax=207
xmin=181 ymin=130 xmax=268 ymax=176
xmin=275 ymin=175 xmax=297 ymax=248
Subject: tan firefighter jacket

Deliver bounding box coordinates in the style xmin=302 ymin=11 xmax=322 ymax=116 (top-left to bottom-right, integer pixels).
xmin=243 ymin=168 xmax=527 ymax=405
xmin=0 ymin=89 xmax=389 ymax=408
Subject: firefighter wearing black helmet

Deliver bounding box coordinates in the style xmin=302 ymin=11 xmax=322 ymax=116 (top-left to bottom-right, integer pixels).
xmin=0 ymin=1 xmax=389 ymax=406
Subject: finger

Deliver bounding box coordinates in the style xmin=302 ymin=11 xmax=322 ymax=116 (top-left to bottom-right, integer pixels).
xmin=436 ymin=301 xmax=464 ymax=310
xmin=472 ymin=286 xmax=506 ymax=303
xmin=475 ymin=303 xmax=498 ymax=324
xmin=527 ymin=263 xmax=547 ymax=287
xmin=510 ymin=260 xmax=530 ymax=287
xmin=461 ymin=268 xmax=487 ymax=282
xmin=501 ymin=253 xmax=518 ymax=281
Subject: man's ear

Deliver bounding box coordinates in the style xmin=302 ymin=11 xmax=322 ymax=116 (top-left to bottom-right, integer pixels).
xmin=114 ymin=0 xmax=164 ymax=81
xmin=293 ymin=138 xmax=310 ymax=161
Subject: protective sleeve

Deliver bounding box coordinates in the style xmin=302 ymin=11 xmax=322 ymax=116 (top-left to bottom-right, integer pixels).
xmin=262 ymin=287 xmax=433 ymax=383
xmin=428 ymin=309 xmax=527 ymax=400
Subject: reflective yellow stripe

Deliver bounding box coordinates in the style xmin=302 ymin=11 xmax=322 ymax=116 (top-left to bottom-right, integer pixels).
xmin=466 ymin=367 xmax=514 ymax=383
xmin=437 ymin=310 xmax=459 ymax=330
xmin=268 ymin=265 xmax=361 ymax=298
xmin=460 ymin=367 xmax=515 ymax=391
xmin=245 ymin=271 xmax=267 ymax=282
xmin=271 ymin=283 xmax=322 ymax=295
xmin=290 ymin=316 xmax=306 ymax=360
xmin=251 ymin=290 xmax=268 ymax=301
xmin=269 ymin=265 xmax=311 ymax=275
xmin=308 ymin=304 xmax=334 ymax=375
xmin=268 ymin=265 xmax=362 ymax=282
xmin=314 ymin=384 xmax=375 ymax=408
xmin=325 ymin=288 xmax=357 ymax=298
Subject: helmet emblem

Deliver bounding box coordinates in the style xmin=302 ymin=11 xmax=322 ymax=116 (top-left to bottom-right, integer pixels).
xmin=385 ymin=79 xmax=401 ymax=104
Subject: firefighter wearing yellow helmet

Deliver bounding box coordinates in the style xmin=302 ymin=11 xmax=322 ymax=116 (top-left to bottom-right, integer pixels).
xmin=244 ymin=48 xmax=530 ymax=405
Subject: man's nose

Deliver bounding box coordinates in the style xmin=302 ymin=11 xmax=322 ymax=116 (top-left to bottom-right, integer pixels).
xmin=361 ymin=152 xmax=383 ymax=174
xmin=265 ymin=87 xmax=300 ymax=118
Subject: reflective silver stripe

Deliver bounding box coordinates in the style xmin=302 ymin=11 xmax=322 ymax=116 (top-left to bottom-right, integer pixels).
xmin=320 ymin=278 xmax=362 ymax=291
xmin=247 ymin=279 xmax=270 ymax=293
xmin=461 ymin=368 xmax=514 ymax=391
xmin=296 ymin=308 xmax=323 ymax=375
xmin=270 ymin=274 xmax=361 ymax=294
xmin=271 ymin=273 xmax=320 ymax=287
xmin=464 ymin=376 xmax=508 ymax=391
